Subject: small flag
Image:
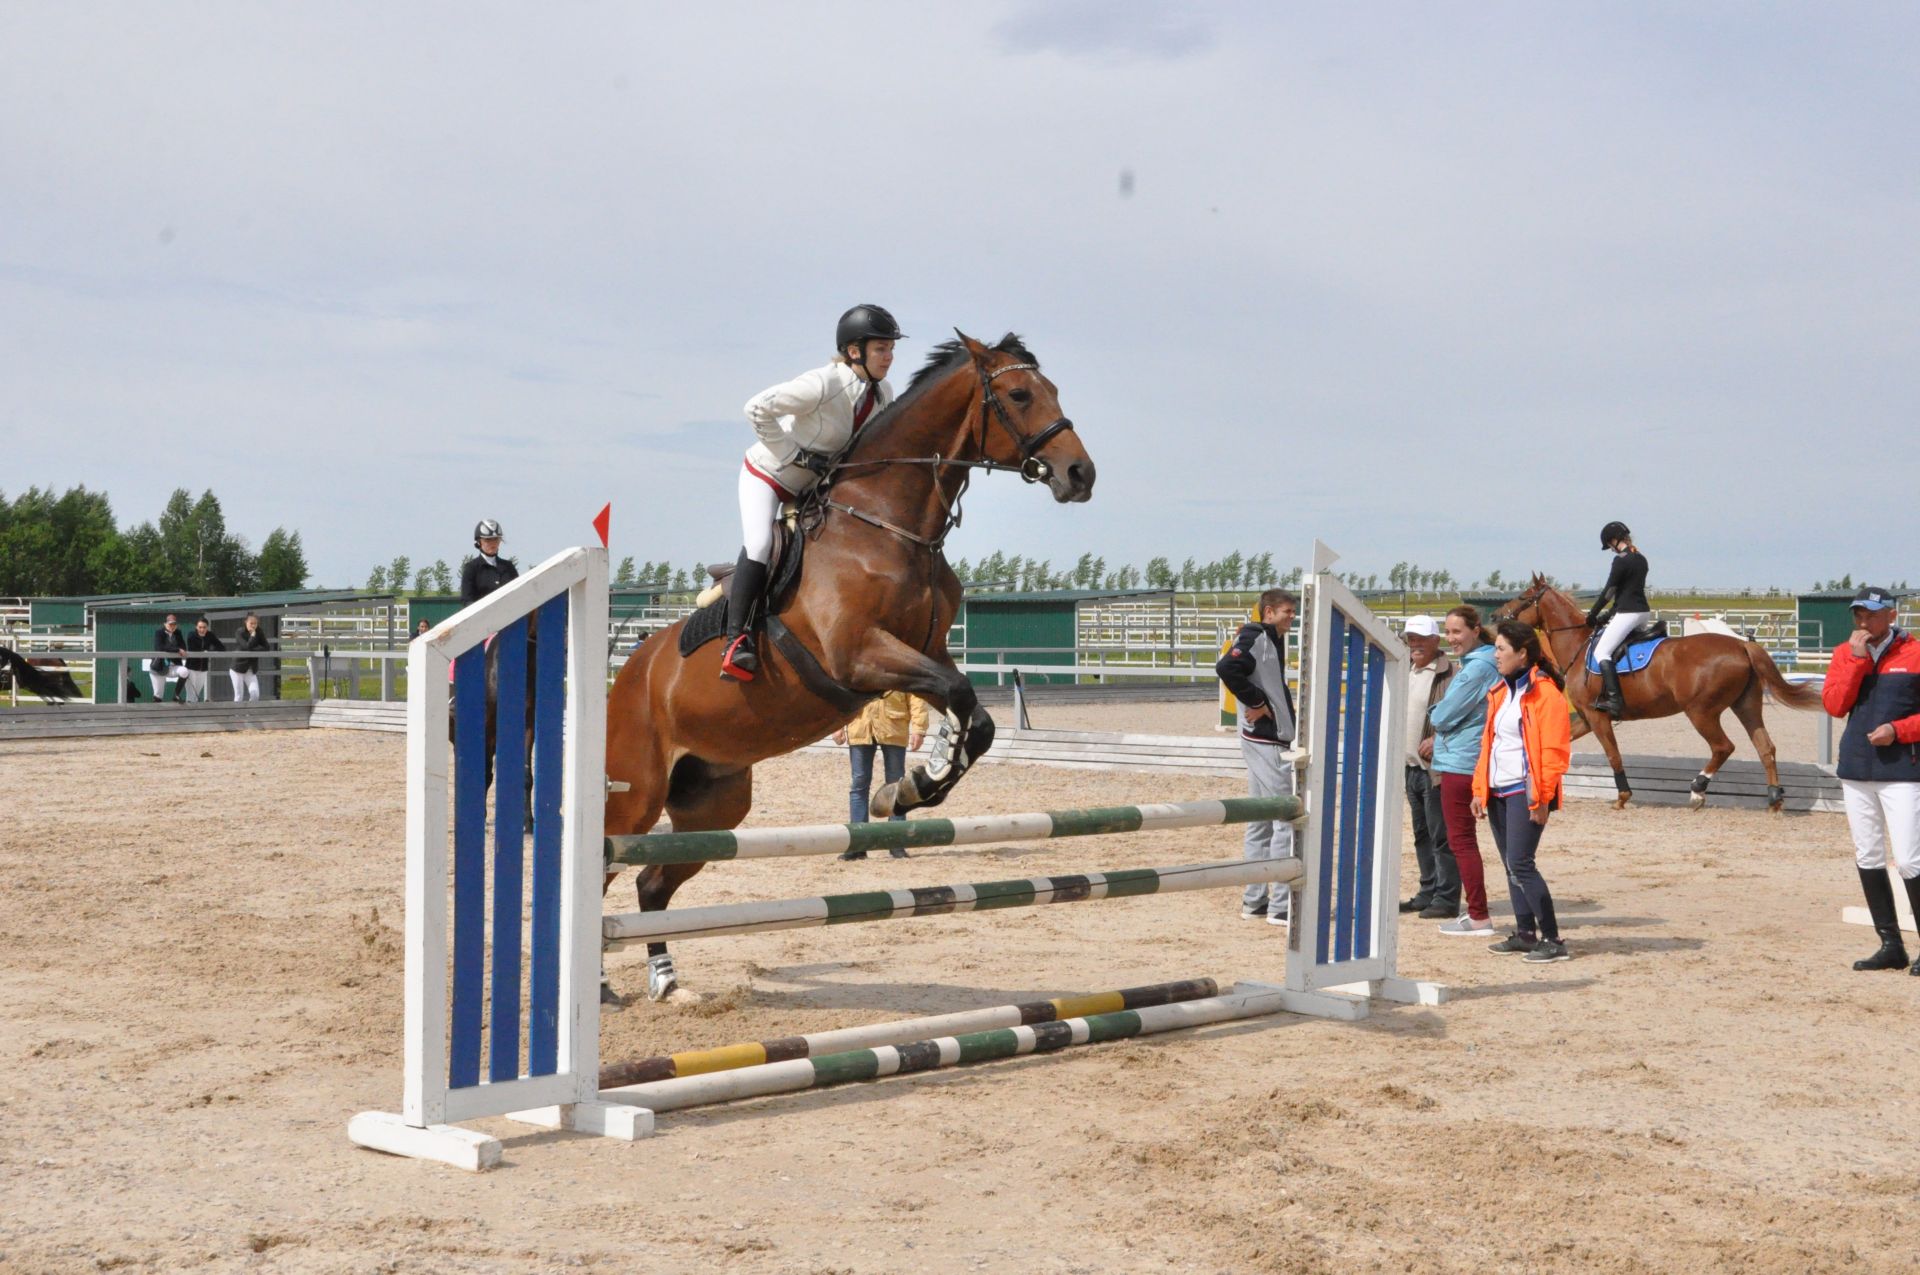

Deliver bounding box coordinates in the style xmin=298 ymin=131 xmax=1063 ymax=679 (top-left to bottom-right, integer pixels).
xmin=592 ymin=503 xmax=611 ymax=548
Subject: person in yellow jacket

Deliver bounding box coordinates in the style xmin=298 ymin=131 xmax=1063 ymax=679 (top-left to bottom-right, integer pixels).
xmin=832 ymin=690 xmax=929 ymax=858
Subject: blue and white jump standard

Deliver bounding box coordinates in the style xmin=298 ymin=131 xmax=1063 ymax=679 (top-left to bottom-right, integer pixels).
xmin=346 ymin=547 xmax=643 ymax=1170
xmin=347 ymin=540 xmax=1443 ymax=1169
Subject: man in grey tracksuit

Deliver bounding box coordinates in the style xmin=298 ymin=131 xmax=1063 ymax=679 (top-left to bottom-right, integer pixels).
xmin=1216 ymin=588 xmax=1299 ymax=924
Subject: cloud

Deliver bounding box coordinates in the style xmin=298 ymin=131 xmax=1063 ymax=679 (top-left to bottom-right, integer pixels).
xmin=992 ymin=0 xmax=1215 ymax=62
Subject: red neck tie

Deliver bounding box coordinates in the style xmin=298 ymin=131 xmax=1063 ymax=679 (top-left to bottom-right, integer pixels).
xmin=853 ymin=383 xmax=877 ymax=431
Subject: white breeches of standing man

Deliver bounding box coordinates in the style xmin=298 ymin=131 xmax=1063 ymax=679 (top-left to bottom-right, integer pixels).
xmin=1592 ymin=611 xmax=1653 ymax=664
xmin=1842 ymin=779 xmax=1920 ymax=878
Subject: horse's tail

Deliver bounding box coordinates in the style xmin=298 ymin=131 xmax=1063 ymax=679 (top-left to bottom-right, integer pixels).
xmin=1744 ymin=642 xmax=1824 ymax=711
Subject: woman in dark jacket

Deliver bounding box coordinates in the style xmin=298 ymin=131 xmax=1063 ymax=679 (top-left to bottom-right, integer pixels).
xmin=460 ymin=519 xmax=519 ymax=604
xmin=230 ymin=612 xmax=272 ymax=701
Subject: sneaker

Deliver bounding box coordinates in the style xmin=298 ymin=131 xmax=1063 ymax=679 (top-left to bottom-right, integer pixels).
xmin=1439 ymin=914 xmax=1494 ymax=936
xmin=1240 ymin=902 xmax=1267 ymax=920
xmin=1522 ymin=938 xmax=1570 ymax=963
xmin=838 ymin=849 xmax=867 ymax=862
xmin=1418 ymin=901 xmax=1457 ymax=919
xmin=1398 ymin=895 xmax=1432 ymax=914
xmin=1266 ymin=906 xmax=1290 ymax=926
xmin=1487 ymin=932 xmax=1539 ymax=955
xmin=888 ymin=848 xmax=909 ymax=860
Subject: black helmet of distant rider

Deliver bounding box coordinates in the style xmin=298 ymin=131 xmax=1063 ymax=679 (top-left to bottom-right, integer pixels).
xmin=835 ymin=304 xmax=906 ymax=377
xmin=1599 ymin=521 xmax=1631 ymax=550
xmin=474 ymin=519 xmax=503 ymax=550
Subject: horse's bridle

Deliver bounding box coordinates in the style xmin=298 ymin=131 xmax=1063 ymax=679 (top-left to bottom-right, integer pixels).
xmin=978 ymin=360 xmax=1075 ymax=484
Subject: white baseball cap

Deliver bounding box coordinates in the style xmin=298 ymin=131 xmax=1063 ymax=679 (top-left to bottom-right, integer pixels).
xmin=1403 ymin=615 xmax=1440 ymax=638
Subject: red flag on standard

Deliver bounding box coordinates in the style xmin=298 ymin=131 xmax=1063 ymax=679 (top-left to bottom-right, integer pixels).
xmin=592 ymin=503 xmax=611 ymax=549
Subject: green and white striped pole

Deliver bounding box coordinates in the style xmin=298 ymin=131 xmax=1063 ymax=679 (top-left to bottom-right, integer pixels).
xmin=602 ymin=856 xmax=1305 ymax=947
xmin=599 ymin=987 xmax=1291 ymax=1113
xmin=605 ymin=795 xmax=1304 ymax=867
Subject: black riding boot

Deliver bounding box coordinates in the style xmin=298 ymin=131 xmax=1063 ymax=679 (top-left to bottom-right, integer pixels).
xmin=719 ymin=552 xmax=768 ymax=681
xmin=1904 ymin=874 xmax=1920 ymax=976
xmin=1852 ymin=867 xmax=1910 ymax=971
xmin=1591 ymin=659 xmax=1625 ymax=719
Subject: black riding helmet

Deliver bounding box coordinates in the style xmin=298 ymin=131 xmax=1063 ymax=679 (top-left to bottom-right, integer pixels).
xmin=474 ymin=519 xmax=503 ymax=549
xmin=835 ymin=304 xmax=906 ymax=371
xmin=1599 ymin=520 xmax=1631 ymax=549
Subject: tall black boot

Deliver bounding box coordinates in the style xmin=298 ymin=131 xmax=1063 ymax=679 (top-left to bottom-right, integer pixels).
xmin=1902 ymin=873 xmax=1920 ymax=976
xmin=1853 ymin=867 xmax=1910 ymax=971
xmin=1591 ymin=659 xmax=1625 ymax=719
xmin=719 ymin=552 xmax=768 ymax=681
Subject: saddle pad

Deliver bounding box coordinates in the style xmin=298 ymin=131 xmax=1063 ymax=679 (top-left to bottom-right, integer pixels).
xmin=1587 ymin=636 xmax=1666 ymax=676
xmin=672 ymin=525 xmax=809 ymax=660
xmin=677 ymin=597 xmax=729 ymax=658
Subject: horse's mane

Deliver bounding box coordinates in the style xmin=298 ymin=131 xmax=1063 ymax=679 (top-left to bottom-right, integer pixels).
xmin=843 ymin=333 xmax=1038 ymax=459
xmin=904 ymin=332 xmax=1038 ymax=396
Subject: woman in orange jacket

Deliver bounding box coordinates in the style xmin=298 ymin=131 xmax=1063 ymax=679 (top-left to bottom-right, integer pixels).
xmin=1471 ymin=618 xmax=1574 ymax=963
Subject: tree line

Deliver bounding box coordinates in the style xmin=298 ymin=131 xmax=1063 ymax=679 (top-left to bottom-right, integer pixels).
xmin=0 ymin=486 xmax=307 ymax=597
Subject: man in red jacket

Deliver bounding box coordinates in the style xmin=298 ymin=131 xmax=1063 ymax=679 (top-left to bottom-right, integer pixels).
xmin=1822 ymin=585 xmax=1920 ymax=974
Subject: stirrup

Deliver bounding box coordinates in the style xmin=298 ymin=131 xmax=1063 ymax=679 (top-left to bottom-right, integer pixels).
xmin=719 ymin=633 xmax=758 ymax=682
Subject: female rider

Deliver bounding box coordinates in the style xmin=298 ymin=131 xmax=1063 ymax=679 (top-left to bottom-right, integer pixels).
xmin=722 ymin=304 xmax=906 ymax=681
xmin=1586 ymin=520 xmax=1651 ymax=718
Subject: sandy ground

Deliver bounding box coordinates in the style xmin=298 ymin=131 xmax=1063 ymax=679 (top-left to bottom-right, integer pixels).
xmin=1027 ymin=697 xmax=1832 ymax=767
xmin=4 ymin=715 xmax=1915 ymax=1275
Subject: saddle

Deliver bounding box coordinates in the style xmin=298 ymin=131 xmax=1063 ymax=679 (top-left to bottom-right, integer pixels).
xmin=1586 ymin=618 xmax=1670 ymax=676
xmin=677 ymin=515 xmax=806 ymax=660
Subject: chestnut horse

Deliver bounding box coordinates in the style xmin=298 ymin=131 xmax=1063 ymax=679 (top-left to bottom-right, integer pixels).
xmin=604 ymin=332 xmax=1096 ymax=1001
xmin=1495 ymin=576 xmax=1823 ymax=811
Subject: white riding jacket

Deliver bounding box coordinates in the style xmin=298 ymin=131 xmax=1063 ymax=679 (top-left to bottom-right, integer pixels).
xmin=743 ymin=361 xmax=894 ymax=497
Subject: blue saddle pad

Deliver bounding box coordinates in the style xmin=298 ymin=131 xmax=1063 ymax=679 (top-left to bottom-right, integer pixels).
xmin=1588 ymin=636 xmax=1666 ymax=675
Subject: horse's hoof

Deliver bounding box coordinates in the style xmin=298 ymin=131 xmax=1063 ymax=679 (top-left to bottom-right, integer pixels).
xmin=1612 ymin=794 xmax=1632 ymax=810
xmin=646 ymin=953 xmax=679 ymax=1003
xmin=870 ymin=784 xmax=899 ymax=819
xmin=1688 ymin=793 xmax=1706 ymax=811
xmin=662 ymin=987 xmax=703 ymax=1006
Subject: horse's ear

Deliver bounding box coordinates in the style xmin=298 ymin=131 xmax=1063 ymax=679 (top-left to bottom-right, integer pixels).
xmin=953 ymin=329 xmax=992 ymax=366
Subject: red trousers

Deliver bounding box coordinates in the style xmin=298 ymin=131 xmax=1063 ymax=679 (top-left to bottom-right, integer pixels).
xmin=1438 ymin=771 xmax=1490 ymax=921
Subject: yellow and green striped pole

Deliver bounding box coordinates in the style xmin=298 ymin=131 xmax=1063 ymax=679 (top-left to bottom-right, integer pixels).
xmin=597 ymin=977 xmax=1218 ymax=1089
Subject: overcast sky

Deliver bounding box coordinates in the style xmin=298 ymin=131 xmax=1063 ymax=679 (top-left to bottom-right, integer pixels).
xmin=4 ymin=2 xmax=1914 ymax=591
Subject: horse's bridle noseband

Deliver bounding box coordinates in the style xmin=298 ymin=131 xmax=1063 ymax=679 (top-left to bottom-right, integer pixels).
xmin=979 ymin=361 xmax=1074 ymax=483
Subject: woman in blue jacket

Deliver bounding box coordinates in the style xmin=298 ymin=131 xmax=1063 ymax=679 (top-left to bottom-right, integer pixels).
xmin=1427 ymin=604 xmax=1502 ymax=934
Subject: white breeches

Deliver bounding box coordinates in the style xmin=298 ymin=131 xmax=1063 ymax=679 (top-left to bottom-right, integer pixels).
xmin=1842 ymin=780 xmax=1920 ymax=877
xmin=1593 ymin=611 xmax=1653 ymax=664
xmin=229 ymin=670 xmax=261 ymax=701
xmin=183 ymin=670 xmax=210 ymax=701
xmin=738 ymin=464 xmax=784 ymax=565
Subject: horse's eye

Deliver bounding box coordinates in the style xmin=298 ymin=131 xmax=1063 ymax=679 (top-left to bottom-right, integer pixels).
xmin=1009 ymin=388 xmax=1032 ymax=405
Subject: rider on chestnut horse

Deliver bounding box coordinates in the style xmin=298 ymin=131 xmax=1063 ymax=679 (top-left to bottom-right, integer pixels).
xmin=723 ymin=304 xmax=906 ymax=681
xmin=1585 ymin=520 xmax=1652 ymax=719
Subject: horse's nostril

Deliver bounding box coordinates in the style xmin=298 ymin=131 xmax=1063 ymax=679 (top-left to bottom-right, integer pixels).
xmin=1069 ymin=460 xmax=1095 ymax=487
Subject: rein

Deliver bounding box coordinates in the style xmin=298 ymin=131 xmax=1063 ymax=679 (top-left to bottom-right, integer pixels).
xmin=819 ymin=358 xmax=1076 ymax=553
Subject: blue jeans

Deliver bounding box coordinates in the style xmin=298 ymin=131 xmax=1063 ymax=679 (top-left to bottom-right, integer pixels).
xmin=849 ymin=743 xmax=907 ymax=822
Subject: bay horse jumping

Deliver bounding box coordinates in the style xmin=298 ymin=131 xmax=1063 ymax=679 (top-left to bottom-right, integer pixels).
xmin=605 ymin=331 xmax=1095 ymax=1002
xmin=1495 ymin=576 xmax=1824 ymax=811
